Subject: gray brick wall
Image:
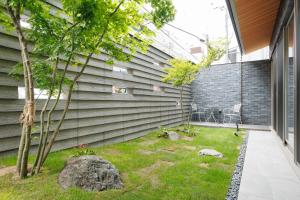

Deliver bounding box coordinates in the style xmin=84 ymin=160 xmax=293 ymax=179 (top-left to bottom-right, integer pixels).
xmin=191 ymin=60 xmax=271 ymax=125
xmin=241 ymin=60 xmax=271 ymax=125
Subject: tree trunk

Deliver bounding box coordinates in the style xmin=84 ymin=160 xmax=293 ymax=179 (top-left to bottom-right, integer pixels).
xmin=17 ymin=29 xmax=34 ymax=179
xmin=180 ymin=86 xmax=184 ymax=125
xmin=19 ymin=126 xmax=31 ymax=178
xmin=16 ymin=125 xmax=26 ymax=172
xmin=6 ymin=3 xmax=35 ymax=178
xmin=31 ymin=96 xmax=51 ymax=175
xmin=36 ymin=0 xmax=124 ymax=170
xmin=40 ymin=50 xmax=101 ymax=166
xmin=35 ymin=56 xmax=71 ymax=174
xmin=40 ymin=53 xmax=93 ymax=165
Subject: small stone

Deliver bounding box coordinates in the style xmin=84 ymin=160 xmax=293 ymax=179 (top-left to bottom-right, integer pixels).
xmin=58 ymin=155 xmax=123 ymax=191
xmin=167 ymin=131 xmax=180 ymax=141
xmin=199 ymin=149 xmax=223 ymax=158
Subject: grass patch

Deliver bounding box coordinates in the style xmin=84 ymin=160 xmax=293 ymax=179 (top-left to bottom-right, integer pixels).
xmin=0 ymin=126 xmax=244 ymax=200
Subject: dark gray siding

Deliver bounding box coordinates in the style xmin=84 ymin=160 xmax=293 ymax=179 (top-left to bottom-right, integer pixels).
xmin=0 ymin=1 xmax=192 ymax=155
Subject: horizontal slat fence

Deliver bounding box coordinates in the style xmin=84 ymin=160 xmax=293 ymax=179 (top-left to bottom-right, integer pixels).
xmin=0 ymin=1 xmax=192 ymax=155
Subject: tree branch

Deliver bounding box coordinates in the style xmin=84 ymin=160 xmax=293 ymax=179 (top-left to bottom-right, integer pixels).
xmin=40 ymin=0 xmax=125 ymax=163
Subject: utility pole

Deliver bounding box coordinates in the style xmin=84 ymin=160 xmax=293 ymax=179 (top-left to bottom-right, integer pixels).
xmin=213 ymin=5 xmax=229 ymax=63
xmin=225 ymin=8 xmax=229 ymax=62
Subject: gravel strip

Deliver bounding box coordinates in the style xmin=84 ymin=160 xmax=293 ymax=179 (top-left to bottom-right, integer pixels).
xmin=225 ymin=131 xmax=249 ymax=200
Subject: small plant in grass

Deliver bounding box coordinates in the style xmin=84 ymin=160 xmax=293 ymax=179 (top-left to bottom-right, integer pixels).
xmin=157 ymin=126 xmax=169 ymax=138
xmin=186 ymin=126 xmax=197 ymax=137
xmin=73 ymin=144 xmax=95 ymax=157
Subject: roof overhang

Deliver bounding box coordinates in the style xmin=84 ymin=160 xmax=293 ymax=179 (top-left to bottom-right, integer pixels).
xmin=226 ymin=0 xmax=281 ymax=54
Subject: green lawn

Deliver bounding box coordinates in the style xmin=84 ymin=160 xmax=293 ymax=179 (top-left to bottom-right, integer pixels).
xmin=0 ymin=126 xmax=244 ymax=200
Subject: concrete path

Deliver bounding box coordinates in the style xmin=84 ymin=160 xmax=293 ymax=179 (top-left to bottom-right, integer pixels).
xmin=238 ymin=131 xmax=300 ymax=200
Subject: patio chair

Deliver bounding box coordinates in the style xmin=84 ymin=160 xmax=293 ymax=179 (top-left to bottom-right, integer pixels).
xmin=205 ymin=107 xmax=218 ymax=123
xmin=190 ymin=103 xmax=208 ymax=122
xmin=223 ymin=103 xmax=242 ymax=124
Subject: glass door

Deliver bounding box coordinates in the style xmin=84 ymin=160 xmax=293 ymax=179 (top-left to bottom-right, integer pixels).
xmin=285 ymin=15 xmax=295 ymax=149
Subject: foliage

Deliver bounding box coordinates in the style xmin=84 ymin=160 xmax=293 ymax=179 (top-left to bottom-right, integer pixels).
xmin=147 ymin=0 xmax=176 ymax=28
xmin=176 ymin=125 xmax=196 ymax=137
xmin=162 ymin=59 xmax=199 ymax=124
xmin=9 ymin=60 xmax=72 ymax=92
xmin=157 ymin=126 xmax=169 ymax=138
xmin=0 ymin=126 xmax=245 ymax=200
xmin=163 ymin=59 xmax=199 ymax=87
xmin=73 ymin=144 xmax=96 ymax=157
xmin=162 ymin=38 xmax=226 ymax=88
xmin=184 ymin=125 xmax=197 ymax=137
xmin=199 ymin=38 xmax=227 ymax=68
xmin=27 ymin=0 xmax=176 ymax=65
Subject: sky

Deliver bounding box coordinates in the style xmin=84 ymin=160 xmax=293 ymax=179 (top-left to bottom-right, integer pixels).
xmin=151 ymin=0 xmax=238 ymax=62
xmin=171 ymin=0 xmax=229 ymax=40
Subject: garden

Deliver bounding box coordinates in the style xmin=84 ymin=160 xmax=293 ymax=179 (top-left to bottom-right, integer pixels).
xmin=0 ymin=126 xmax=244 ymax=200
xmin=0 ymin=1 xmax=240 ymax=199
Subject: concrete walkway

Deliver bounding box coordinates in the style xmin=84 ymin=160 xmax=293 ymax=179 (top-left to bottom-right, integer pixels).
xmin=238 ymin=131 xmax=300 ymax=200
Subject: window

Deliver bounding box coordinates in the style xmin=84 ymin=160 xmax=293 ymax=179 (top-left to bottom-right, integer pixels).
xmin=153 ymin=61 xmax=165 ymax=68
xmin=159 ymin=62 xmax=165 ymax=68
xmin=18 ymin=87 xmax=65 ymax=100
xmin=112 ymin=86 xmax=127 ymax=94
xmin=113 ymin=66 xmax=128 ymax=73
xmin=153 ymin=85 xmax=163 ymax=92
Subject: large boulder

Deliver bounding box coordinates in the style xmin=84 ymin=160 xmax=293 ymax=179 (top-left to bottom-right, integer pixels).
xmin=58 ymin=155 xmax=123 ymax=191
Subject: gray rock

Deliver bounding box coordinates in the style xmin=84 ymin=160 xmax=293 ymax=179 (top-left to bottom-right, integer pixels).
xmin=167 ymin=131 xmax=180 ymax=141
xmin=199 ymin=149 xmax=223 ymax=158
xmin=58 ymin=155 xmax=123 ymax=191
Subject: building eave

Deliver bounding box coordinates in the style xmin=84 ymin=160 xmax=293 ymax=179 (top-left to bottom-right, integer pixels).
xmin=225 ymin=0 xmax=245 ymax=55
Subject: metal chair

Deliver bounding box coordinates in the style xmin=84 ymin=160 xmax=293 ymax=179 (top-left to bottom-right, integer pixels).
xmin=205 ymin=107 xmax=218 ymax=123
xmin=190 ymin=103 xmax=208 ymax=122
xmin=223 ymin=103 xmax=242 ymax=124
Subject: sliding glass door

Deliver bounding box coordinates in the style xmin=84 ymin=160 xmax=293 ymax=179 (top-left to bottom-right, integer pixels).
xmin=285 ymin=15 xmax=295 ymax=149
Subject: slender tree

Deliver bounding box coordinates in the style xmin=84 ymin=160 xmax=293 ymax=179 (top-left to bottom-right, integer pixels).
xmin=162 ymin=39 xmax=226 ymax=127
xmin=0 ymin=0 xmax=40 ymax=178
xmin=1 ymin=0 xmax=176 ymax=177
xmin=162 ymin=59 xmax=199 ymax=125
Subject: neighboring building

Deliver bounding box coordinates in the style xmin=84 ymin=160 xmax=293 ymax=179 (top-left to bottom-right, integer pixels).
xmin=226 ymin=0 xmax=300 ymax=167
